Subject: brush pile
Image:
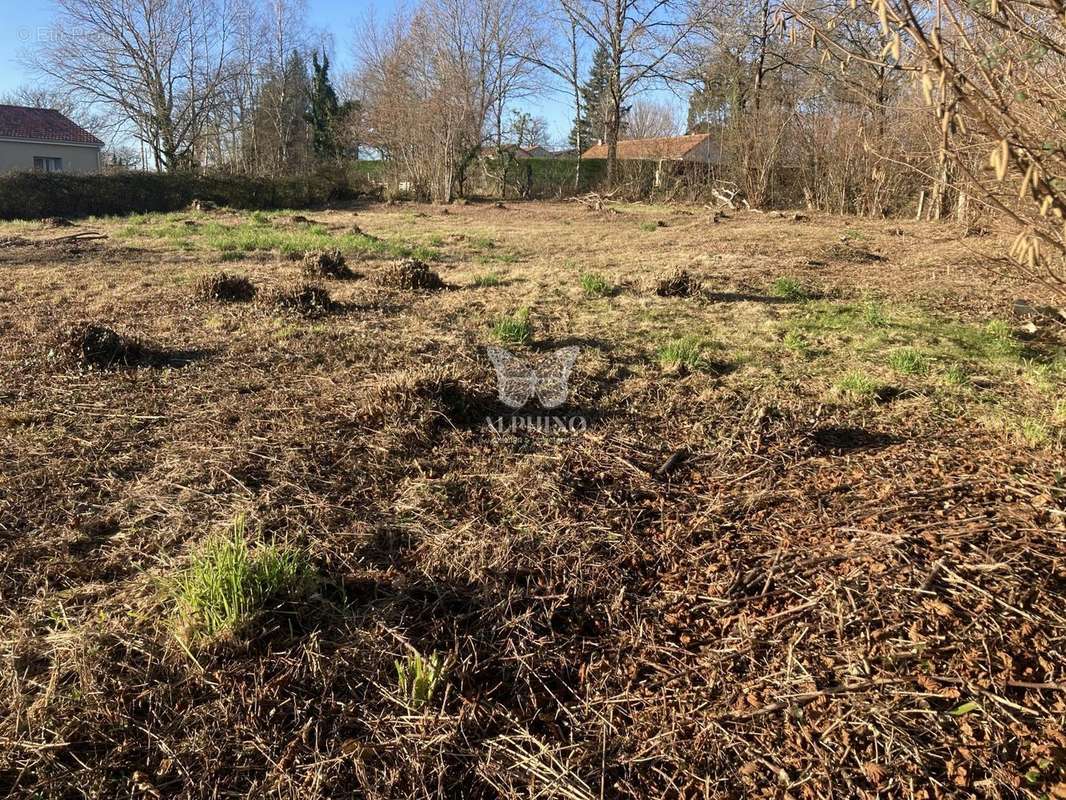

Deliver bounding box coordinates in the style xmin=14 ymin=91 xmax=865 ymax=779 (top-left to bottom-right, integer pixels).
xmin=654 ymin=268 xmax=702 ymax=297
xmin=195 ymin=272 xmax=257 ymax=302
xmin=375 ymin=258 xmax=445 ymax=291
xmin=269 ymin=283 xmax=336 ymax=316
xmin=301 ymin=249 xmax=356 ymax=280
xmin=54 ymin=322 xmax=162 ymax=369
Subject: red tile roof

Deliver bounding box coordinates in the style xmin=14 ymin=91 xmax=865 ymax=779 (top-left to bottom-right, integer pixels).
xmin=0 ymin=105 xmax=103 ymax=146
xmin=581 ymin=133 xmax=711 ymax=161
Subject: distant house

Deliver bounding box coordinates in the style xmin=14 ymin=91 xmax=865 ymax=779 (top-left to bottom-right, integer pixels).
xmin=580 ymin=133 xmax=719 ymax=164
xmin=0 ymin=105 xmax=103 ymax=175
xmin=524 ymin=145 xmax=554 ymax=159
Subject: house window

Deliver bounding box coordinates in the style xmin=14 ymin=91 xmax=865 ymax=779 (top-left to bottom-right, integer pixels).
xmin=33 ymin=157 xmax=63 ymax=173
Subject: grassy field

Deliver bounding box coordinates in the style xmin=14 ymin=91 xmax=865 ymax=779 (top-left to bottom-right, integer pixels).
xmin=0 ymin=200 xmax=1064 ymax=798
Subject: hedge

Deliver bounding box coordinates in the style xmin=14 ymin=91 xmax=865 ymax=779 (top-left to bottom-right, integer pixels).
xmin=0 ymin=171 xmax=361 ymax=220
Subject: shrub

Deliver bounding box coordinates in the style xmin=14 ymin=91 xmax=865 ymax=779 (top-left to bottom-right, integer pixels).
xmin=270 ymin=283 xmax=336 ymax=316
xmin=174 ymin=515 xmax=313 ymax=638
xmin=301 ymin=249 xmax=355 ymax=280
xmin=492 ymin=308 xmax=532 ymax=345
xmin=579 ymin=272 xmax=612 ymax=298
xmin=375 ymin=258 xmax=445 ymax=291
xmin=654 ymin=268 xmax=701 ymax=298
xmin=0 ymin=171 xmax=357 ymax=221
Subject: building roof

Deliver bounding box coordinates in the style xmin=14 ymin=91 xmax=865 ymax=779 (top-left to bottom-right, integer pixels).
xmin=0 ymin=105 xmax=103 ymax=146
xmin=581 ymin=133 xmax=711 ymax=161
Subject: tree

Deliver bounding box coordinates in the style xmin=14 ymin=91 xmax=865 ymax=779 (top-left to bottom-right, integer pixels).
xmin=569 ymin=44 xmax=617 ymax=147
xmin=625 ymin=99 xmax=679 ymax=139
xmin=354 ymin=0 xmax=536 ymax=202
xmin=306 ymin=52 xmax=346 ymax=159
xmin=785 ymin=0 xmax=1066 ymax=297
xmin=508 ymin=111 xmax=550 ymax=148
xmin=521 ymin=5 xmax=587 ymax=185
xmin=248 ymin=50 xmax=312 ymax=173
xmin=561 ymin=0 xmax=707 ymax=183
xmin=26 ymin=0 xmax=239 ymax=171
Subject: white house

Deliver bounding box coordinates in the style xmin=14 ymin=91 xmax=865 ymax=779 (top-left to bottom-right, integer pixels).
xmin=0 ymin=105 xmax=103 ymax=174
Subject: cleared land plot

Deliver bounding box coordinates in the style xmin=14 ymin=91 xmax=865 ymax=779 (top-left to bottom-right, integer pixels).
xmin=0 ymin=201 xmax=1064 ymax=798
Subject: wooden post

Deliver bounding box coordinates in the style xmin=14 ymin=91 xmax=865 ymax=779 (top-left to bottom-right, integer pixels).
xmin=915 ymin=190 xmax=926 ymax=221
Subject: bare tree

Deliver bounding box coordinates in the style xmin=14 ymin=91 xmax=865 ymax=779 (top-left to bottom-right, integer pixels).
xmin=560 ymin=0 xmax=707 ymax=183
xmin=522 ymin=5 xmax=588 ymax=186
xmin=625 ymin=98 xmax=681 ymax=138
xmin=26 ymin=0 xmax=239 ymax=171
xmin=784 ymin=0 xmax=1066 ymax=297
xmin=354 ymin=0 xmax=535 ymax=201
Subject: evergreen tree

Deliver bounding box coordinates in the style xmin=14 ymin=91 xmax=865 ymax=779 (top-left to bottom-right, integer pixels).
xmin=306 ymin=52 xmax=343 ymax=159
xmin=569 ymin=46 xmax=629 ymax=148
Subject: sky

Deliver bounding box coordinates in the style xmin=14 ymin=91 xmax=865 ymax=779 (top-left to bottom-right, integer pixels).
xmin=0 ymin=0 xmax=671 ymax=146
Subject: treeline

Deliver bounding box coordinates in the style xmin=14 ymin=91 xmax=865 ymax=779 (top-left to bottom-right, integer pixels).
xmin=17 ymin=0 xmax=1066 ymax=292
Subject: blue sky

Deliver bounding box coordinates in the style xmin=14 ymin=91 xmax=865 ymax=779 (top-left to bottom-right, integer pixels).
xmin=0 ymin=0 xmax=667 ymax=145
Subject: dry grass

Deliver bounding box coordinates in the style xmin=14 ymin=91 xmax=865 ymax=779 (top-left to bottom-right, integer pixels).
xmin=0 ymin=201 xmax=1064 ymax=798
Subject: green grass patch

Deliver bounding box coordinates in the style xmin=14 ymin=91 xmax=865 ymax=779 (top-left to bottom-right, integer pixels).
xmin=783 ymin=329 xmax=809 ymax=354
xmin=580 ymin=272 xmax=612 ymax=298
xmin=473 ymin=272 xmax=503 ymax=287
xmin=173 ymin=515 xmax=314 ymax=639
xmin=639 ymin=221 xmax=659 ymax=232
xmin=945 ymin=362 xmax=969 ymax=385
xmin=770 ymin=277 xmax=809 ymax=301
xmin=118 ymin=214 xmax=439 ymax=261
xmin=888 ymin=347 xmax=929 ymax=375
xmin=833 ymin=371 xmax=881 ymax=401
xmin=1054 ymin=399 xmax=1066 ymax=425
xmin=658 ymin=335 xmax=712 ymax=373
xmin=492 ymin=307 xmax=532 ymax=345
xmin=863 ymin=300 xmax=888 ymax=328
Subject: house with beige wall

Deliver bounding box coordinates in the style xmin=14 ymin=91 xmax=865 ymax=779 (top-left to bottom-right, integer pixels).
xmin=0 ymin=105 xmax=103 ymax=174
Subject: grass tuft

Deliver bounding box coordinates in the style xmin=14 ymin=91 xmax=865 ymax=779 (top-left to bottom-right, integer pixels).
xmin=770 ymin=277 xmax=809 ymax=300
xmin=173 ymin=515 xmax=313 ymax=639
xmin=834 ymin=371 xmax=881 ymax=401
xmin=945 ymin=362 xmax=969 ymax=385
xmin=863 ymin=300 xmax=888 ymax=328
xmin=473 ymin=271 xmax=503 ymax=288
xmin=888 ymin=347 xmax=929 ymax=375
xmin=396 ymin=650 xmax=448 ymax=711
xmin=783 ymin=330 xmax=809 ymax=354
xmin=492 ymin=307 xmax=532 ymax=345
xmin=983 ymin=319 xmax=1020 ymax=356
xmin=658 ymin=335 xmax=709 ymax=373
xmin=579 ymin=272 xmax=612 ymax=298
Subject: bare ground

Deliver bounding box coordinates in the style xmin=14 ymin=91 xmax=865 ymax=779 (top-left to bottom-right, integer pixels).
xmin=0 ymin=201 xmax=1064 ymax=798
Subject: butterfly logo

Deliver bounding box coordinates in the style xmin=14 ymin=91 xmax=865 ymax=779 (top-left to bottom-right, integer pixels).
xmin=487 ymin=346 xmax=580 ymax=409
